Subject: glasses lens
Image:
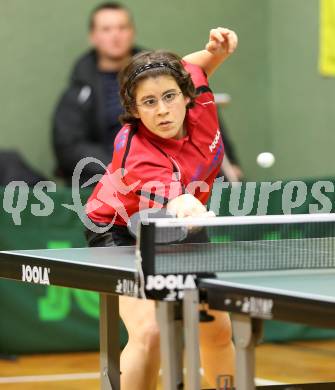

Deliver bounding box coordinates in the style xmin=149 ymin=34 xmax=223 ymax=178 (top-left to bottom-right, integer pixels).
xmin=138 ymin=92 xmax=181 ymax=110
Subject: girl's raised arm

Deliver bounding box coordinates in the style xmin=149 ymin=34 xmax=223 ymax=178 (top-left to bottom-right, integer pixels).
xmin=183 ymin=27 xmax=238 ymax=77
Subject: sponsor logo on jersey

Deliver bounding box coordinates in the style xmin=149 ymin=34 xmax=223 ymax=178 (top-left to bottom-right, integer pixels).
xmin=209 ymin=129 xmax=221 ymax=152
xmin=22 ymin=264 xmax=50 ymax=285
xmin=201 ymin=100 xmax=215 ymax=106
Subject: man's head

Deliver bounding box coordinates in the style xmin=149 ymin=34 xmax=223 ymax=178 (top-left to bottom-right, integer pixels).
xmin=89 ymin=2 xmax=135 ymax=61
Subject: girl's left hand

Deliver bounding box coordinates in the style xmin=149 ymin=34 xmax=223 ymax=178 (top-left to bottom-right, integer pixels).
xmin=206 ymin=27 xmax=238 ymax=57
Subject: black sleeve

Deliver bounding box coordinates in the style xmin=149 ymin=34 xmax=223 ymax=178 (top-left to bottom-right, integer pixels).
xmin=52 ymin=83 xmax=111 ymax=183
xmin=217 ymin=110 xmax=240 ymax=165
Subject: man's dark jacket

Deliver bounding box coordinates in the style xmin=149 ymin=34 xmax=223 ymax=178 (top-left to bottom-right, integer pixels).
xmin=52 ymin=48 xmax=141 ymax=185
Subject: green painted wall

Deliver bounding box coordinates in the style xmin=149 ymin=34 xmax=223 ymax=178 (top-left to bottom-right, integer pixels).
xmin=269 ymin=0 xmax=335 ymax=180
xmin=0 ymin=1 xmax=333 ymax=181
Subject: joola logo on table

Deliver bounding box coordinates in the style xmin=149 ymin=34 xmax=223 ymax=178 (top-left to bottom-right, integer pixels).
xmin=209 ymin=129 xmax=221 ymax=152
xmin=146 ymin=274 xmax=196 ymax=291
xmin=22 ymin=264 xmax=50 ymax=285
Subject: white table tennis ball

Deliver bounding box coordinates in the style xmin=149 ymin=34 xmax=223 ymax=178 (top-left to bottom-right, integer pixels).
xmin=256 ymin=152 xmax=275 ymax=168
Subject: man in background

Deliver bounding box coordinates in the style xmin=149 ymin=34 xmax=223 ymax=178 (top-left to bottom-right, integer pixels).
xmin=53 ymin=2 xmax=141 ymax=185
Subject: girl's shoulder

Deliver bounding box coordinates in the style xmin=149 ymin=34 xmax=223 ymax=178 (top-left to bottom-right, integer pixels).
xmin=181 ymin=60 xmax=209 ymax=88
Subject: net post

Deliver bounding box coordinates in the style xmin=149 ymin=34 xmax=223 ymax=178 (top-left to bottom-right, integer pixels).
xmin=140 ymin=221 xmax=156 ymax=276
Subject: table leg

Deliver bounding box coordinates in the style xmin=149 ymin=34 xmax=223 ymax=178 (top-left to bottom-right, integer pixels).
xmin=183 ymin=289 xmax=201 ymax=390
xmin=100 ymin=293 xmax=120 ymax=390
xmin=231 ymin=314 xmax=263 ymax=390
xmin=156 ymin=301 xmax=183 ymax=389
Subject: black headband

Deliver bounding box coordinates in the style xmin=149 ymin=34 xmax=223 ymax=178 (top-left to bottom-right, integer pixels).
xmin=127 ymin=62 xmax=180 ymax=85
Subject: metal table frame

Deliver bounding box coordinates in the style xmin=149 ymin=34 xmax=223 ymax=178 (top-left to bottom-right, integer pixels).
xmin=99 ymin=290 xmax=201 ymax=390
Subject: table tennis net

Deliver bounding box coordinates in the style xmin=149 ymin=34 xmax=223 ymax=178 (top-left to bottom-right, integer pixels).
xmin=147 ymin=214 xmax=335 ymax=274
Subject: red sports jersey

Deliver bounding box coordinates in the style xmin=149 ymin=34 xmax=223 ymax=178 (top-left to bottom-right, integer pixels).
xmin=86 ymin=61 xmax=224 ymax=226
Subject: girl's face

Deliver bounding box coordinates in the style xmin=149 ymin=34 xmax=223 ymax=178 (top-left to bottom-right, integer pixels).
xmin=133 ymin=75 xmax=190 ymax=140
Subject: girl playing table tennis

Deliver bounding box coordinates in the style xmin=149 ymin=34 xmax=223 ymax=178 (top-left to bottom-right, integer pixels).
xmin=86 ymin=27 xmax=238 ymax=389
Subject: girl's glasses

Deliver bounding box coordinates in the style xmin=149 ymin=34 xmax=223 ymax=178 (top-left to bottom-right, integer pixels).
xmin=136 ymin=91 xmax=183 ymax=111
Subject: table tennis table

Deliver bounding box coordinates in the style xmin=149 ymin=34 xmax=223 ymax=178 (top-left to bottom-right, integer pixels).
xmin=1 ymin=214 xmax=335 ymax=390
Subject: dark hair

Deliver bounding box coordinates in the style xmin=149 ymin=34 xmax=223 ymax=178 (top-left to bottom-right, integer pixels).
xmin=89 ymin=2 xmax=133 ymax=31
xmin=119 ymin=51 xmax=197 ymax=125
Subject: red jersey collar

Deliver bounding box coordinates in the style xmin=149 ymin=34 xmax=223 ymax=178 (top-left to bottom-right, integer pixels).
xmin=138 ymin=120 xmax=189 ymax=158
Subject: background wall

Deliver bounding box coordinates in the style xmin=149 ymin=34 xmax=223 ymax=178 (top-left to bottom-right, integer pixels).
xmin=0 ymin=0 xmax=334 ymax=181
xmin=269 ymin=0 xmax=335 ymax=180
